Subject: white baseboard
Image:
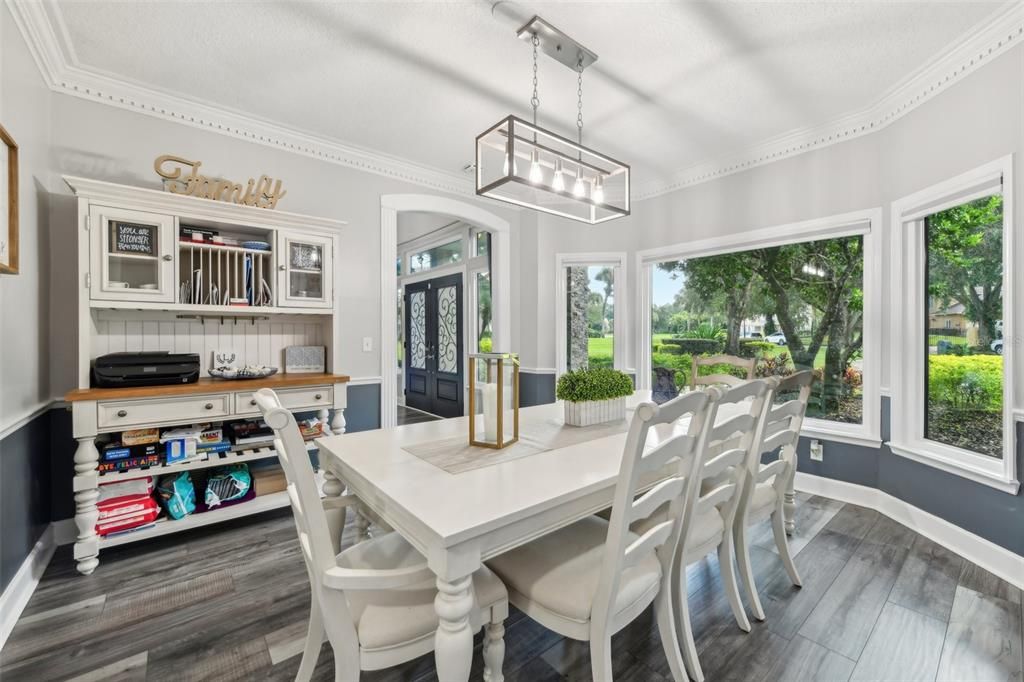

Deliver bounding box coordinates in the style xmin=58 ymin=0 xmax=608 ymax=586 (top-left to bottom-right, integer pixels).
xmin=794 ymin=472 xmax=1024 ymax=591
xmin=0 ymin=524 xmax=57 ymax=651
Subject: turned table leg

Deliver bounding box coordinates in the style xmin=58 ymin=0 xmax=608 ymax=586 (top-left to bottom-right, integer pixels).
xmin=321 ymin=467 xmax=347 ymax=553
xmin=434 ymin=574 xmax=475 ymax=682
xmin=73 ymin=436 xmax=101 ymax=575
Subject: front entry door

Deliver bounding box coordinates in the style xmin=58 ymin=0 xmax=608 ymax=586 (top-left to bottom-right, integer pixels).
xmin=404 ymin=273 xmax=464 ymax=418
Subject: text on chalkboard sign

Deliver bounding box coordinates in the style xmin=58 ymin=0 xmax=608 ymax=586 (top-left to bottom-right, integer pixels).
xmin=110 ymin=221 xmax=157 ymax=256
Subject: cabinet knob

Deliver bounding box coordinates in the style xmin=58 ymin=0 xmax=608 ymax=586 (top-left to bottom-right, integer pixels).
xmin=250 ymin=399 xmax=257 ymax=406
xmin=162 ymin=254 xmax=173 ymax=262
xmin=116 ymin=409 xmax=128 ymax=418
xmin=314 ymin=393 xmax=322 ymax=400
xmin=204 ymin=403 xmax=214 ymax=410
xmin=278 ymin=265 xmax=286 ymax=271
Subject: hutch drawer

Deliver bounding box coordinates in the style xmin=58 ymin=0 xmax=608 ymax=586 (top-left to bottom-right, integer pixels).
xmin=97 ymin=393 xmax=232 ymax=428
xmin=234 ymin=386 xmax=334 ymax=416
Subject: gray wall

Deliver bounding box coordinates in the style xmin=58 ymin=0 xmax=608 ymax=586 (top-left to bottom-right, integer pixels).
xmin=0 ymin=414 xmax=54 ymax=592
xmin=793 ymin=398 xmax=1024 ymax=556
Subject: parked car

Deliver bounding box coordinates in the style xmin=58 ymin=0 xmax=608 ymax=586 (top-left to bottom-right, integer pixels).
xmin=992 ymin=338 xmax=1003 ymax=354
xmin=742 ymin=331 xmax=763 ymax=339
xmin=765 ymin=332 xmax=787 ymax=346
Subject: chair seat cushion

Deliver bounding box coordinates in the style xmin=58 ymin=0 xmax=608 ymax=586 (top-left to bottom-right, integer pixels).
xmin=629 ymin=502 xmax=723 ymax=555
xmin=486 ymin=516 xmax=661 ymax=625
xmin=337 ymin=532 xmax=506 ymax=651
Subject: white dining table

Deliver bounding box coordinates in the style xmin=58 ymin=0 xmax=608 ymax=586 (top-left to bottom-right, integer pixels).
xmin=314 ymin=390 xmax=773 ymax=681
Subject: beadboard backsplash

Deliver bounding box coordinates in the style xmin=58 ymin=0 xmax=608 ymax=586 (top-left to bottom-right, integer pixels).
xmin=91 ymin=310 xmax=327 ymax=370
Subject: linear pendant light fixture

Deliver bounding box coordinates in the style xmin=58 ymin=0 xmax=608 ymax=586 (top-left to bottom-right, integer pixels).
xmin=475 ymin=16 xmax=630 ymax=224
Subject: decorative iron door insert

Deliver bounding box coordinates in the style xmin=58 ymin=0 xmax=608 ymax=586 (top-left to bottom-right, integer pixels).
xmin=404 ymin=273 xmax=464 ymax=418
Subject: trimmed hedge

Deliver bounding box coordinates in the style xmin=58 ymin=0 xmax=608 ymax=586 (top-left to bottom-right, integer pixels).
xmin=738 ymin=340 xmax=774 ymax=358
xmin=928 ymin=355 xmax=1003 ymax=410
xmin=556 ymin=367 xmax=634 ymax=402
xmin=661 ymin=338 xmax=724 ymax=355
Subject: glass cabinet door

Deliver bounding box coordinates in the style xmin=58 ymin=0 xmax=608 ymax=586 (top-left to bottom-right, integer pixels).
xmin=276 ymin=232 xmax=333 ymax=308
xmin=89 ymin=207 xmax=176 ymax=302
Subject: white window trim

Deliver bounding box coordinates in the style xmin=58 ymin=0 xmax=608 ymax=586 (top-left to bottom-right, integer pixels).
xmin=889 ymin=155 xmax=1018 ymax=494
xmin=554 ymin=252 xmax=628 ymax=376
xmin=636 ymin=208 xmax=883 ymax=449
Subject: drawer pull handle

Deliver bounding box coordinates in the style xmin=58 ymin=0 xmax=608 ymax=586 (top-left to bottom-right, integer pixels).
xmin=204 ymin=403 xmax=214 ymax=410
xmin=116 ymin=409 xmax=128 ymax=418
xmin=315 ymin=393 xmax=322 ymax=400
xmin=250 ymin=399 xmax=258 ymax=406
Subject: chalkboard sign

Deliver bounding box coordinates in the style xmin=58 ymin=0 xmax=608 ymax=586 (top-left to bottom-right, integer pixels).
xmin=109 ymin=221 xmax=157 ymax=256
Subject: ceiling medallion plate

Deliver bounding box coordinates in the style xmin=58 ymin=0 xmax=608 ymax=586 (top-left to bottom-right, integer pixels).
xmin=516 ymin=16 xmax=598 ymax=72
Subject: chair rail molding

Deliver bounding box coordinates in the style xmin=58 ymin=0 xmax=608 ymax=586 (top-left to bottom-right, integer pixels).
xmin=8 ymin=0 xmax=1023 ymax=202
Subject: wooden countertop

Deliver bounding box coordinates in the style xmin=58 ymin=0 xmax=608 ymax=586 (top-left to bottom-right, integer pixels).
xmin=64 ymin=373 xmax=351 ymax=402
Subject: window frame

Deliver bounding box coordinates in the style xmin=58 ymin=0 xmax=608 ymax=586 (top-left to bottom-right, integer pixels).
xmin=554 ymin=252 xmax=628 ymax=375
xmin=636 ymin=208 xmax=883 ymax=449
xmin=890 ymin=156 xmax=1018 ymax=494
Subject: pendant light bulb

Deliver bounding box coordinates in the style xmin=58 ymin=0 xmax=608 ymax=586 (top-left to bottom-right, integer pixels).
xmin=502 ymin=153 xmax=518 ymax=176
xmin=593 ymin=176 xmax=605 ymax=204
xmin=552 ymin=159 xmax=565 ymax=192
xmin=529 ymin=149 xmax=543 ymax=183
xmin=573 ymin=168 xmax=586 ymax=197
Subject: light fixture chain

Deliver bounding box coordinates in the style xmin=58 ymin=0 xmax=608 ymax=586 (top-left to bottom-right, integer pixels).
xmin=577 ymin=57 xmax=584 ymax=150
xmin=531 ymin=34 xmax=540 ymax=127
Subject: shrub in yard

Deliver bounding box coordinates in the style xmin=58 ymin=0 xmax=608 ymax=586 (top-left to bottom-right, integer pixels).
xmin=663 ymin=338 xmax=725 ymax=355
xmin=657 ymin=344 xmax=684 ymax=355
xmin=738 ymin=340 xmax=774 ymax=358
xmin=928 ymin=355 xmax=1002 ymax=410
xmin=556 ymin=367 xmax=634 ymax=403
xmin=756 ymin=352 xmax=795 ymax=378
xmin=843 ymin=366 xmax=863 ymax=388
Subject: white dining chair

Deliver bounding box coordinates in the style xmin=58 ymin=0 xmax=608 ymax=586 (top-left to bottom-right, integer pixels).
xmin=733 ymin=370 xmax=813 ymax=621
xmin=486 ymin=390 xmax=717 ymax=682
xmin=636 ymin=379 xmax=774 ymax=682
xmin=254 ymin=388 xmax=509 ymax=682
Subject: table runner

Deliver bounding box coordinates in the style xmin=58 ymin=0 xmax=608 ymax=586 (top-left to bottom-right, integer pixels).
xmin=402 ymin=411 xmax=634 ymax=474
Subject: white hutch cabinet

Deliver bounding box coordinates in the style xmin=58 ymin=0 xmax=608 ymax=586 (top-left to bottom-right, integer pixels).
xmin=64 ymin=176 xmax=352 ymax=575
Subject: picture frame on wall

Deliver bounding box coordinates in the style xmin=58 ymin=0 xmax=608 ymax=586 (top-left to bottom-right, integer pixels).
xmin=0 ymin=124 xmax=18 ymax=275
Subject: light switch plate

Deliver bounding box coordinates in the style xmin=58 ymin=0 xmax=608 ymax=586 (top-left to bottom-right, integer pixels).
xmin=362 ymin=337 xmax=373 ymax=352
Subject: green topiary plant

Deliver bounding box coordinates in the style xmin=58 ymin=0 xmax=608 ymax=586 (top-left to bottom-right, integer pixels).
xmin=556 ymin=367 xmax=634 ymax=403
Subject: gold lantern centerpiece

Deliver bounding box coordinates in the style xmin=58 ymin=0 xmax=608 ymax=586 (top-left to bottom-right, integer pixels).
xmin=468 ymin=352 xmax=519 ymax=449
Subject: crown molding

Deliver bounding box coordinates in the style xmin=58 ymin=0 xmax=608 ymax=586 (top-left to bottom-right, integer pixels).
xmin=634 ymin=2 xmax=1024 ymax=200
xmin=8 ymin=0 xmax=1024 ymax=203
xmin=5 ymin=0 xmax=475 ymax=197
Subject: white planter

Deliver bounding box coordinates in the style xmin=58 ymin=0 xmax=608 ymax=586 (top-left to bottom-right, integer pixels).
xmin=563 ymin=397 xmax=626 ymax=427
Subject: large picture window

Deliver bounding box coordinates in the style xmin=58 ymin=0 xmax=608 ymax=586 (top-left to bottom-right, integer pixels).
xmin=650 ymin=234 xmax=865 ymax=424
xmin=891 ymin=156 xmax=1016 ymax=493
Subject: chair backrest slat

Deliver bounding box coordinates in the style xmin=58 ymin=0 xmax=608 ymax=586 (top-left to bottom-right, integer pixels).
xmin=691 ymin=354 xmax=756 ymax=390
xmin=590 ymin=390 xmax=715 ymax=631
xmin=743 ymin=370 xmax=814 ymax=490
xmin=675 ymin=379 xmax=773 ymax=557
xmin=622 ymin=521 xmax=674 ymax=569
xmin=630 ymin=477 xmax=686 ymax=525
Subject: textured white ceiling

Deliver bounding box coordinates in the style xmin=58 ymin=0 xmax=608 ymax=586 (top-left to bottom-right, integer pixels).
xmin=52 ymin=1 xmax=1004 ymax=186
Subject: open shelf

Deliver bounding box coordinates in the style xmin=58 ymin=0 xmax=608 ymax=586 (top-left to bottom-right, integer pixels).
xmin=100 ymin=469 xmax=325 ymax=548
xmin=95 ymin=440 xmax=318 ymax=484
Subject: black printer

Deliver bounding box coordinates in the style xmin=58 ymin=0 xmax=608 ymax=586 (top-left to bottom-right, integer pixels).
xmin=92 ymin=351 xmax=201 ymax=388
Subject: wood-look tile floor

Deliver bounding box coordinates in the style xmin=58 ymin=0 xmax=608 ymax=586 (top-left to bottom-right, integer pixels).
xmin=2 ymin=493 xmax=1022 ymax=682
xmin=397 ymin=406 xmax=443 ymax=426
